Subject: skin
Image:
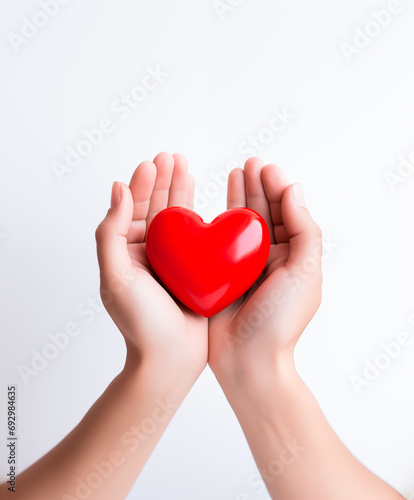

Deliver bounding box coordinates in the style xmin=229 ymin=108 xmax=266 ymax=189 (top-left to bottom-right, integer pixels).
xmin=0 ymin=154 xmax=404 ymax=499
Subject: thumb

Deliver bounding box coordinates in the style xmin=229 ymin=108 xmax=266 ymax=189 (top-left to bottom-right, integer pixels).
xmin=281 ymin=183 xmax=322 ymax=273
xmin=95 ymin=182 xmax=134 ymax=288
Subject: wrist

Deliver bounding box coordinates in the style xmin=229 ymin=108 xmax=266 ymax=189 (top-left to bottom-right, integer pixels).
xmin=215 ymin=351 xmax=298 ymax=407
xmin=123 ymin=348 xmax=201 ymax=399
xmin=214 ymin=347 xmax=296 ymax=389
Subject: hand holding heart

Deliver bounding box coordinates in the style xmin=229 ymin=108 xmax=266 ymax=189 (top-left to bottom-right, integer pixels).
xmin=95 ymin=154 xmax=322 ymax=383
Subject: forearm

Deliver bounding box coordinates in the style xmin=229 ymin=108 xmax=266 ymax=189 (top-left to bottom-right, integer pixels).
xmin=218 ymin=356 xmax=404 ymax=500
xmin=6 ymin=353 xmax=195 ymax=500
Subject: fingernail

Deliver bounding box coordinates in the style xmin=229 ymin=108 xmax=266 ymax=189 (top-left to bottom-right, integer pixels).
xmin=111 ymin=182 xmax=121 ymax=208
xmin=293 ymin=183 xmax=306 ymax=208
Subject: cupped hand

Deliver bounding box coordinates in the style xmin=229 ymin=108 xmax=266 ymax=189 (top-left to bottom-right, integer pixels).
xmin=208 ymin=158 xmax=323 ymax=378
xmin=95 ymin=152 xmax=208 ymax=377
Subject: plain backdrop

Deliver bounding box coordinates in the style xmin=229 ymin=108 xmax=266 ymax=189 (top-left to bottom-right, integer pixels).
xmin=1 ymin=1 xmax=414 ymax=498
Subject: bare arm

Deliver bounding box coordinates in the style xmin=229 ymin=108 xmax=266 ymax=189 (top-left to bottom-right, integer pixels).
xmin=1 ymin=355 xmax=195 ymax=500
xmin=219 ymin=357 xmax=404 ymax=500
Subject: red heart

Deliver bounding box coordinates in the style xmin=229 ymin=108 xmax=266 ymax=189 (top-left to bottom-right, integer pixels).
xmin=146 ymin=207 xmax=270 ymax=317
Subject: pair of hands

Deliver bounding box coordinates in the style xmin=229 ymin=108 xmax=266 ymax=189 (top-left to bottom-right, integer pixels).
xmin=5 ymin=153 xmax=398 ymax=500
xmin=95 ymin=152 xmax=323 ymax=388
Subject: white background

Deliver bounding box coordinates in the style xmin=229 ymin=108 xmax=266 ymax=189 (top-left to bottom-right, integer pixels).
xmin=1 ymin=0 xmax=414 ymax=498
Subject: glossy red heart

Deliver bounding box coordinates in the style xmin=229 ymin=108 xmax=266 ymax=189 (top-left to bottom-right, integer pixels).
xmin=146 ymin=207 xmax=270 ymax=317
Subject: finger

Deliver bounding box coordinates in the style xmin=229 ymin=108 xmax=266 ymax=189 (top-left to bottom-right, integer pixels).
xmin=261 ymin=164 xmax=290 ymax=244
xmin=281 ymin=183 xmax=322 ymax=275
xmin=127 ymin=161 xmax=157 ymax=243
xmin=95 ymin=182 xmax=134 ymax=287
xmin=243 ymin=157 xmax=274 ymax=242
xmin=147 ymin=152 xmax=174 ymax=228
xmin=168 ymin=153 xmax=188 ymax=207
xmin=187 ymin=173 xmax=195 ymax=209
xmin=227 ymin=168 xmax=246 ymax=209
